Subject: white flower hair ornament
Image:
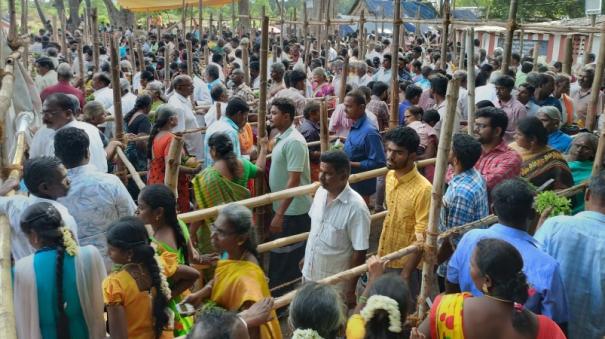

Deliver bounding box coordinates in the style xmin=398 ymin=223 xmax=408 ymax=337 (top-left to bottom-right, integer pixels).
xmin=291 ymin=328 xmax=324 ymax=339
xmin=153 ymin=253 xmax=172 ymax=300
xmin=360 ymin=295 xmax=402 ymax=333
xmin=60 ymin=227 xmax=79 ymax=256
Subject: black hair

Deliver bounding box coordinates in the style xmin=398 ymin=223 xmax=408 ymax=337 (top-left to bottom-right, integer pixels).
xmin=54 ymin=127 xmax=89 ymax=168
xmin=225 ymin=96 xmax=250 ymax=118
xmin=476 ymin=100 xmax=495 ymax=109
xmin=384 ymin=126 xmax=420 ymax=154
xmin=35 ymin=56 xmax=55 ymax=70
xmin=303 ymin=100 xmax=320 ymax=119
xmin=210 ymin=85 xmax=227 ymax=102
xmin=141 ymin=70 xmax=155 ymax=82
xmin=494 ymin=75 xmax=515 ymax=90
xmin=365 ymin=273 xmax=411 ymax=339
xmin=188 ymin=308 xmax=240 ymax=338
xmin=320 ymin=150 xmax=351 ymax=176
xmin=271 ymin=97 xmax=296 ymax=121
xmin=147 ymin=105 xmax=177 ymax=160
xmin=20 ymin=202 xmax=70 ymax=339
xmin=107 ymin=216 xmax=170 ymax=338
xmin=346 ymin=89 xmax=367 ymax=106
xmin=406 ymin=105 xmax=423 ymax=119
xmin=44 ymin=92 xmax=76 ymax=115
xmin=520 ymin=62 xmax=533 ymax=74
xmin=405 ymin=84 xmax=423 ymax=100
xmin=452 ymin=133 xmax=482 ymax=170
xmin=429 ymin=74 xmax=448 ymax=97
xmin=589 ymin=170 xmax=605 ymax=201
xmin=475 ymin=238 xmax=535 ymax=336
xmin=491 ymin=178 xmax=535 ymax=227
xmin=139 ymin=185 xmax=190 ymax=264
xmin=517 ymin=117 xmax=548 ymax=146
xmin=371 ymin=81 xmax=389 ymax=97
xmin=289 ymin=282 xmax=344 ymax=339
xmin=206 ymin=64 xmax=220 ymax=80
xmin=422 ymin=109 xmax=440 ymax=125
xmin=23 ymin=156 xmax=64 ymax=195
xmin=208 ymin=132 xmax=239 ymax=177
xmin=476 ymin=107 xmax=509 ymax=138
xmin=211 ymin=52 xmax=224 ymax=63
xmin=95 ymin=72 xmax=112 ymax=86
xmin=288 ymin=69 xmax=307 ymax=86
xmin=124 ymin=94 xmax=152 ymax=124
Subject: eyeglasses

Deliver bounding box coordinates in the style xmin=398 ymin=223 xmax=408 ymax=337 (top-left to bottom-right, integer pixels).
xmin=210 ymin=223 xmax=235 ymax=236
xmin=474 ymin=123 xmax=490 ymax=129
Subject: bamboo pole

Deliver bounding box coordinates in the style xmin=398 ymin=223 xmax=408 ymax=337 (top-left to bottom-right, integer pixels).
xmin=562 ymin=35 xmax=573 ymax=76
xmin=0 ymin=214 xmax=16 ymax=339
xmin=91 ymin=8 xmax=100 ymax=72
xmin=77 ymin=41 xmax=85 ymax=91
xmin=5 ymin=112 xmax=32 ymax=194
xmin=338 ymin=56 xmax=350 ymax=104
xmin=280 ymin=0 xmax=285 ymax=54
xmin=59 ymin=9 xmax=70 ymax=63
xmin=585 ymin=15 xmax=597 ymax=65
xmin=241 ymin=39 xmax=250 ymax=85
xmin=500 ymin=0 xmax=518 ymax=73
xmin=137 ymin=39 xmax=145 ymax=75
xmin=164 ymin=47 xmax=171 ymax=87
xmin=302 ymin=4 xmax=309 ymax=66
xmin=181 ymin=0 xmax=187 ymax=40
xmin=209 ymin=12 xmax=213 ymax=36
xmin=324 ymin=0 xmax=332 ymax=66
xmin=219 ymin=11 xmax=223 ymax=37
xmin=164 ymin=133 xmax=184 ymax=196
xmin=532 ymin=43 xmax=539 ymax=71
xmin=320 ymin=100 xmax=329 ymax=153
xmin=390 ymin=0 xmax=401 ymax=129
xmin=593 ymin=118 xmax=605 ymax=174
xmin=109 ymin=38 xmax=124 ymax=142
xmin=52 ymin=15 xmax=59 ymax=43
xmin=440 ymin=0 xmax=451 ymax=70
xmin=519 ymin=29 xmax=524 ymax=56
xmin=359 ymin=10 xmax=366 ymax=59
xmin=458 ymin=31 xmax=466 ymax=70
xmin=19 ymin=0 xmax=28 ymax=69
xmin=466 ymin=27 xmax=475 ymax=135
xmin=116 ymin=147 xmax=146 ymax=189
xmin=186 ymin=40 xmax=193 ymax=76
xmin=177 ymin=158 xmax=436 ymax=223
xmin=8 ymin=0 xmax=17 ymax=47
xmin=232 ymin=0 xmax=236 ymax=31
xmin=128 ymin=36 xmax=137 ymax=73
xmin=417 ymin=78 xmax=460 ymax=319
xmin=586 ymin=21 xmax=605 ymax=131
xmin=274 ymin=244 xmax=420 ymax=309
xmin=0 ymin=48 xmax=24 ymax=157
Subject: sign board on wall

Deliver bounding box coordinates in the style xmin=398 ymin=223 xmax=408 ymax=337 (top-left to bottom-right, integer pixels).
xmin=586 ymin=0 xmax=602 ymax=15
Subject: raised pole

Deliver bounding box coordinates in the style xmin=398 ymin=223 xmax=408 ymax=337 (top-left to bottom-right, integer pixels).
xmin=128 ymin=36 xmax=137 ymax=74
xmin=586 ymin=21 xmax=605 ymax=131
xmin=585 ymin=14 xmax=597 ymax=65
xmin=519 ymin=29 xmax=525 ymax=56
xmin=164 ymin=47 xmax=171 ymax=87
xmin=501 ymin=0 xmax=519 ymax=73
xmin=186 ymin=40 xmax=194 ymax=76
xmin=562 ymin=35 xmax=573 ymax=75
xmin=109 ymin=37 xmax=124 ymax=143
xmin=532 ymin=42 xmax=540 ymax=71
xmin=19 ymin=0 xmax=28 ymax=69
xmin=466 ymin=27 xmax=475 ymax=135
xmin=440 ymin=0 xmax=450 ymax=70
xmin=390 ymin=0 xmax=401 ymax=129
xmin=241 ymin=39 xmax=250 ymax=85
xmin=164 ymin=134 xmax=184 ymax=197
xmin=77 ymin=41 xmax=85 ymax=91
xmin=52 ymin=15 xmax=59 ymax=43
xmin=359 ymin=10 xmax=366 ymax=59
xmin=338 ymin=56 xmax=350 ymax=104
xmin=8 ymin=0 xmax=17 ymax=47
xmin=181 ymin=0 xmax=187 ymax=41
xmin=198 ymin=0 xmax=203 ymax=38
xmin=458 ymin=31 xmax=466 ymax=70
xmin=137 ymin=39 xmax=146 ymax=77
xmin=219 ymin=11 xmax=223 ymax=37
xmin=58 ymin=9 xmax=69 ymax=63
xmin=324 ymin=0 xmax=332 ymax=68
xmin=303 ymin=4 xmax=309 ymax=66
xmin=232 ymin=0 xmax=236 ymax=29
xmin=280 ymin=0 xmax=285 ymax=54
xmin=0 ymin=215 xmax=16 ymax=339
xmin=320 ymin=100 xmax=329 ymax=152
xmin=417 ymin=78 xmax=461 ymax=319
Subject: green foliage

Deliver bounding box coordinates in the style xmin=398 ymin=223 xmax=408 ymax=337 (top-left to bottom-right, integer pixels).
xmin=535 ymin=191 xmax=572 ymax=216
xmin=455 ymin=0 xmax=587 ymax=21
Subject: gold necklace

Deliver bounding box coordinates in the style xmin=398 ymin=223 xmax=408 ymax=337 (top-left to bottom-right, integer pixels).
xmin=483 ymin=294 xmax=513 ymax=304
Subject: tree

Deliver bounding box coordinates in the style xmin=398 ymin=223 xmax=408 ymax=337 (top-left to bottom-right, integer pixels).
xmin=456 ymin=0 xmax=584 ymax=21
xmin=99 ymin=0 xmax=135 ymax=29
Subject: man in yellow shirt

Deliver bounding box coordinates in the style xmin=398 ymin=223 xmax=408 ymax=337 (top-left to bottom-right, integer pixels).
xmin=377 ymin=126 xmax=432 ymax=297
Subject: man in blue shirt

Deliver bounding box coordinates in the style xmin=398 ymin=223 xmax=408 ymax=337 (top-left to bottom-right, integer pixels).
xmin=535 ymin=172 xmax=605 ymax=339
xmin=446 ymin=178 xmax=569 ymax=327
xmin=399 ymin=84 xmax=422 ymax=125
xmin=343 ymin=90 xmax=386 ymax=202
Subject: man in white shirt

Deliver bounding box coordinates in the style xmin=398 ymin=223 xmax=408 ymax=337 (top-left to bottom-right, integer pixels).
xmin=91 ymin=72 xmax=114 ymax=109
xmin=108 ymin=78 xmax=138 ymax=117
xmin=204 ymin=97 xmax=248 ymax=168
xmin=373 ymin=54 xmax=393 ymax=84
xmin=193 ymin=74 xmax=212 ymax=104
xmin=54 ymin=127 xmax=136 ymax=269
xmin=0 ymin=156 xmax=78 ymax=260
xmin=302 ymin=150 xmax=370 ymax=302
xmin=167 ymin=75 xmax=204 ymax=160
xmin=34 ymin=57 xmax=58 ymax=93
xmin=475 ymin=71 xmax=501 ymax=104
xmin=205 ymin=85 xmax=229 ymax=127
xmin=30 ymin=93 xmax=108 ymax=172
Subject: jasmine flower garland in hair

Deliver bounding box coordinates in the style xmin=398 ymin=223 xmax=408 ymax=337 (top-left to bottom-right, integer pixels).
xmin=60 ymin=227 xmax=78 ymax=256
xmin=360 ymin=295 xmax=402 ymax=333
xmin=291 ymin=328 xmax=324 ymax=339
xmin=150 ymin=243 xmax=172 ymax=300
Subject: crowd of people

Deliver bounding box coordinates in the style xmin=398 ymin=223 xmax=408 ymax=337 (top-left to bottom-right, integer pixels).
xmin=1 ymin=12 xmax=604 ymax=339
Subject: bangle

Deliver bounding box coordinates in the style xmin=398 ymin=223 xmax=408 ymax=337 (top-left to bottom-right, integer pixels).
xmin=357 ymin=296 xmax=368 ymax=305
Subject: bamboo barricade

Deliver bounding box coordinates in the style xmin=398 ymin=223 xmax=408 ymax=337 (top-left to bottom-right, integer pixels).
xmin=4 ymin=112 xmax=32 ymax=195
xmin=116 ymin=147 xmax=146 ymax=190
xmin=164 ymin=133 xmax=185 ymax=196
xmin=466 ymin=28 xmax=475 ymax=135
xmin=241 ymin=39 xmax=250 ymax=86
xmin=338 ymin=56 xmax=349 ymax=104
xmin=319 ymin=100 xmax=329 ymax=153
xmin=0 ymin=215 xmax=15 ymax=339
xmin=389 ymin=0 xmax=402 ymax=129
xmin=586 ymin=21 xmax=605 ymax=131
xmin=562 ymin=36 xmax=573 ymax=76
xmin=128 ymin=126 xmax=206 ymax=142
xmin=417 ymin=78 xmax=460 ymax=319
xmin=440 ymin=1 xmax=450 ymax=70
xmin=0 ymin=47 xmax=24 ymax=134
xmin=77 ymin=41 xmax=85 ymax=91
xmin=273 ymin=244 xmax=421 ymax=309
xmin=500 ymin=0 xmax=519 ymax=73
xmin=177 ymin=158 xmax=436 ymax=223
xmin=91 ymin=7 xmax=100 ymax=72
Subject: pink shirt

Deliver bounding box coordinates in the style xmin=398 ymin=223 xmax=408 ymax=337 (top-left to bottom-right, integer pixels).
xmin=40 ymin=80 xmax=85 ymax=109
xmin=495 ymin=97 xmax=527 ymax=143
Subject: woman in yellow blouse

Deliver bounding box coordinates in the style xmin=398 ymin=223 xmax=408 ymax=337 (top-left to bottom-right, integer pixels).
xmin=184 ymin=204 xmax=282 ymax=339
xmin=103 ymin=217 xmax=199 ymax=339
xmin=346 ymin=256 xmax=411 ymax=339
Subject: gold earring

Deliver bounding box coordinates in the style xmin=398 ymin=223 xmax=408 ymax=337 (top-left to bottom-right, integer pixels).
xmin=482 ymin=283 xmax=489 ymax=294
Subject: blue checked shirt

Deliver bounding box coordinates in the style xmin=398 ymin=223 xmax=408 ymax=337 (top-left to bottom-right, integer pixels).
xmin=535 ymin=211 xmax=605 ymax=339
xmin=437 ymin=168 xmax=489 ymax=276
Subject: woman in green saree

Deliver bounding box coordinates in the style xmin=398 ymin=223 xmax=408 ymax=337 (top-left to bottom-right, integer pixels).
xmin=191 ymin=132 xmax=267 ymax=256
xmin=566 ymin=132 xmax=598 ymax=213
